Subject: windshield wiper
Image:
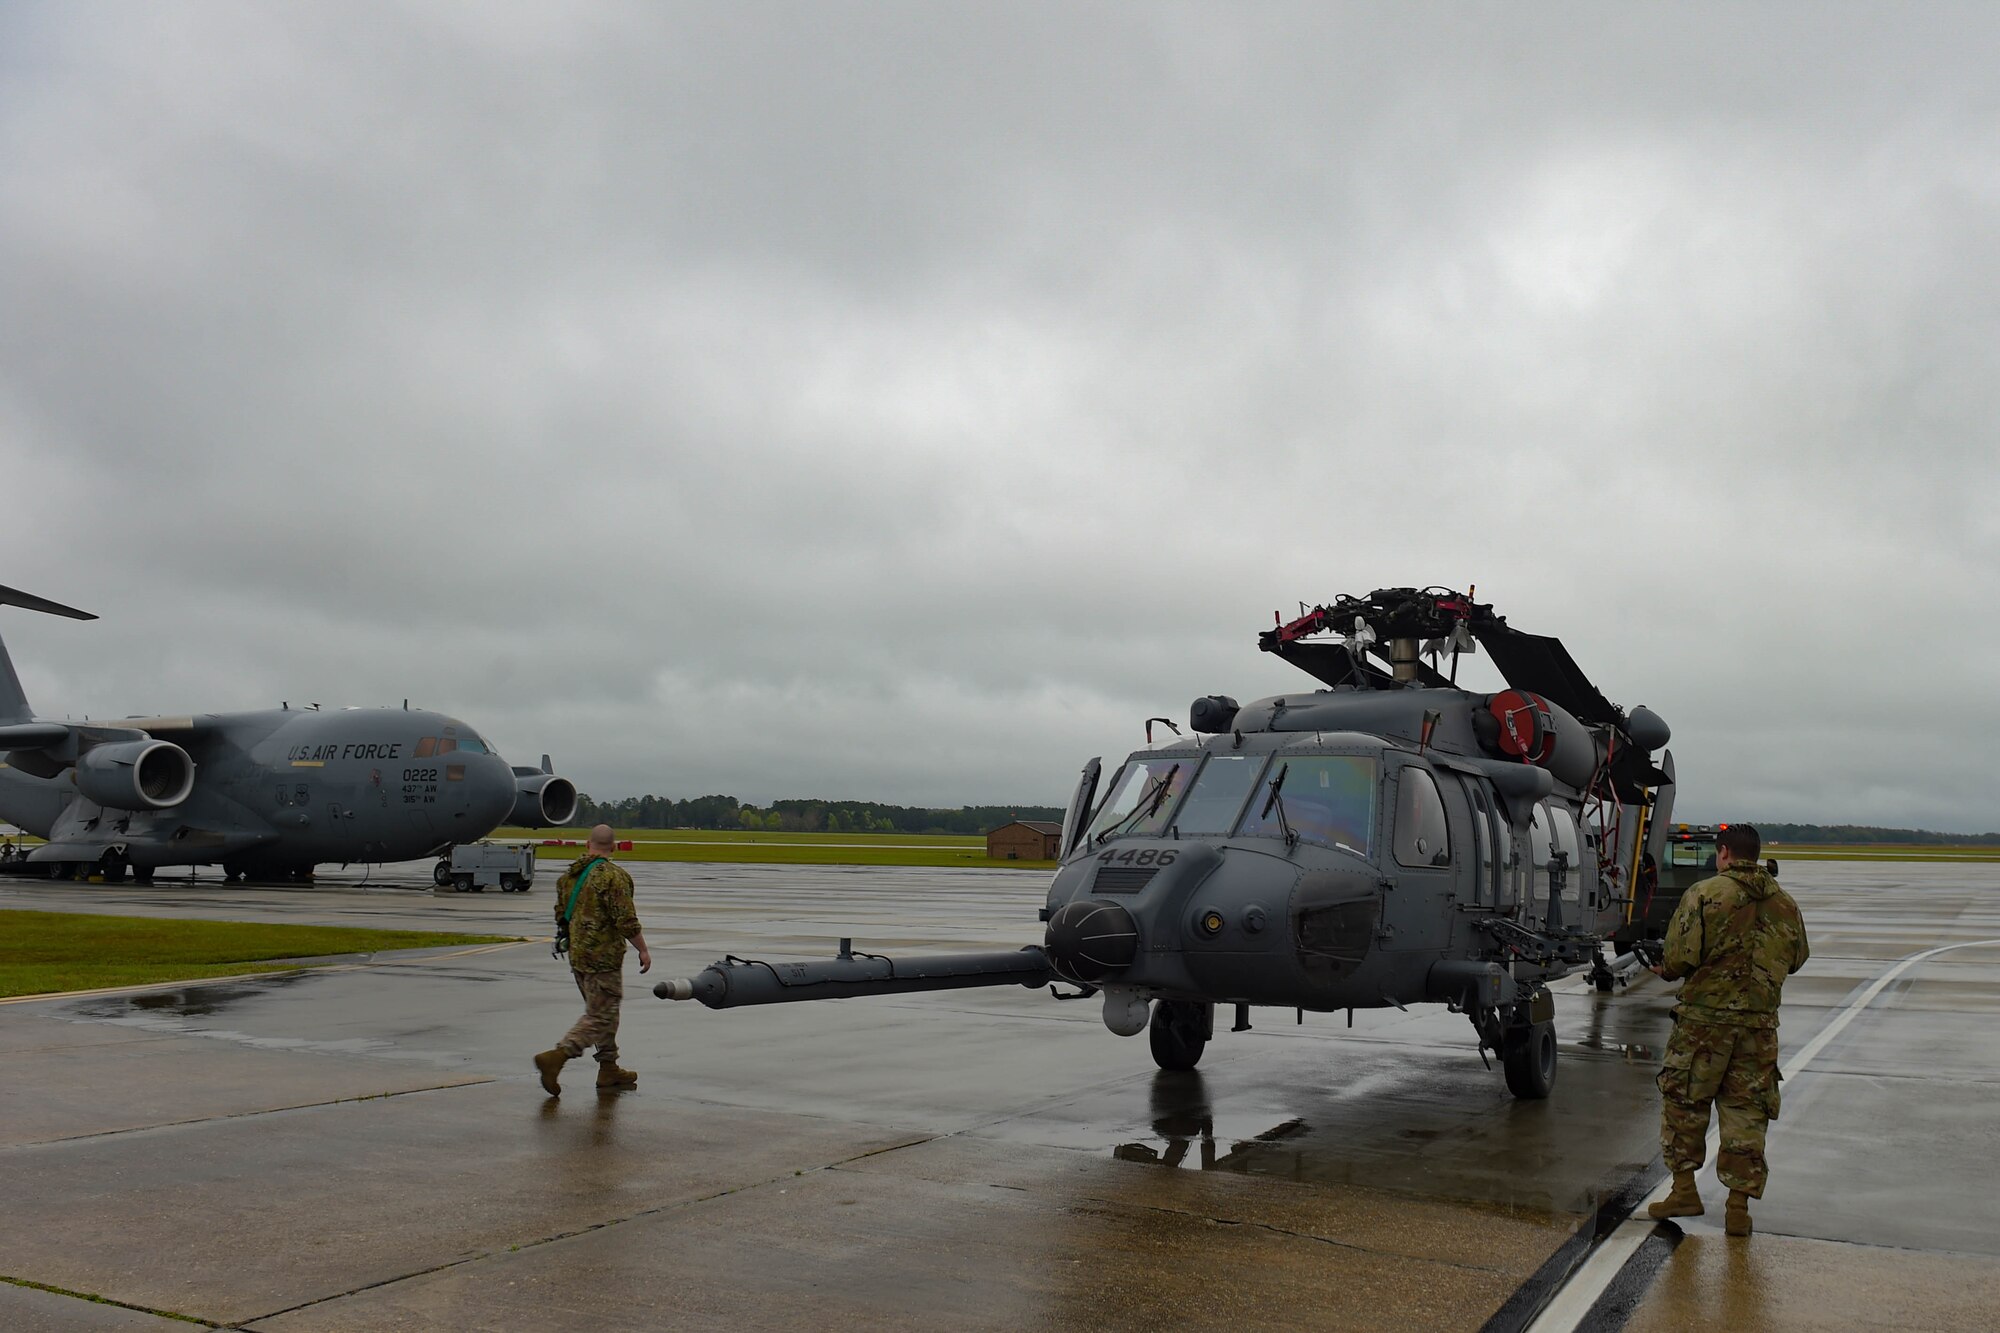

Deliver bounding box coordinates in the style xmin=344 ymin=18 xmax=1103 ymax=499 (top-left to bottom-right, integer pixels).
xmin=1260 ymin=763 xmax=1299 ymax=849
xmin=1095 ymin=764 xmax=1180 ymax=845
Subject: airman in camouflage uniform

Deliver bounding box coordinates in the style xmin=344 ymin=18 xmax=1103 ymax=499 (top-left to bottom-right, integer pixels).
xmin=1648 ymin=824 xmax=1809 ymax=1236
xmin=534 ymin=825 xmax=651 ymax=1096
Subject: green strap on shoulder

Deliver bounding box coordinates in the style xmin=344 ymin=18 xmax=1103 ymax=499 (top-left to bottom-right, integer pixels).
xmin=562 ymin=857 xmax=605 ymax=925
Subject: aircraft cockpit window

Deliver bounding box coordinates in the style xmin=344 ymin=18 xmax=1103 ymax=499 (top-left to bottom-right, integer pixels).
xmin=1170 ymin=754 xmax=1267 ymax=835
xmin=1085 ymin=757 xmax=1191 ymax=844
xmin=455 ymin=736 xmax=488 ymax=754
xmin=1235 ymin=755 xmax=1376 ymax=856
xmin=1393 ymin=766 xmax=1451 ymax=867
xmin=415 ymin=737 xmax=437 ymax=758
xmin=436 ymin=737 xmax=458 ymax=755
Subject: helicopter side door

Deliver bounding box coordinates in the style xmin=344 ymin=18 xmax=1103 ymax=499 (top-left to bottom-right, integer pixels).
xmin=1379 ymin=759 xmax=1464 ymax=952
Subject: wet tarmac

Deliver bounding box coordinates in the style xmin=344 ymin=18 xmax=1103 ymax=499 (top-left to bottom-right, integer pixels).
xmin=1 ymin=859 xmax=1994 ymax=1330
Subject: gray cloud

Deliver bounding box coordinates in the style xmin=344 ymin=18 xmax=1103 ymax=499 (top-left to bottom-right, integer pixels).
xmin=3 ymin=3 xmax=1997 ymax=827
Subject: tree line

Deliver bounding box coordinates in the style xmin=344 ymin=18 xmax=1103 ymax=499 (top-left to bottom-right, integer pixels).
xmin=1752 ymin=822 xmax=2000 ymax=845
xmin=569 ymin=794 xmax=1065 ymax=836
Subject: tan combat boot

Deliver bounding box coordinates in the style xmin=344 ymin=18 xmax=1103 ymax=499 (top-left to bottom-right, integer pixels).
xmin=1647 ymin=1171 xmax=1704 ymax=1219
xmin=533 ymin=1049 xmax=569 ymax=1096
xmin=1725 ymin=1190 xmax=1753 ymax=1236
xmin=596 ymin=1064 xmax=639 ymax=1090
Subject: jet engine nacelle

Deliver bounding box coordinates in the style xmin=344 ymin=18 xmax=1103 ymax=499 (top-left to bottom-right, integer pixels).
xmin=74 ymin=740 xmax=196 ymax=810
xmin=511 ymin=773 xmax=578 ymax=828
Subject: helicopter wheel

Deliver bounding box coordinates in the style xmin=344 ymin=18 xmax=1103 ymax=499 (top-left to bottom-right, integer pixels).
xmin=1503 ymin=1020 xmax=1558 ymax=1099
xmin=1149 ymin=1000 xmax=1211 ymax=1072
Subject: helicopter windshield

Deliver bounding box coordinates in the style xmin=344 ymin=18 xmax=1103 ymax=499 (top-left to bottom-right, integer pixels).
xmin=1235 ymin=755 xmax=1377 ymax=856
xmin=1170 ymin=753 xmax=1268 ymax=835
xmin=1085 ymin=756 xmax=1191 ymax=843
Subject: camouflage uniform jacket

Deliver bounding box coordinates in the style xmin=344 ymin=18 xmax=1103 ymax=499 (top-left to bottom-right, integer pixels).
xmin=1661 ymin=863 xmax=1809 ymax=1028
xmin=555 ymin=856 xmax=641 ymax=974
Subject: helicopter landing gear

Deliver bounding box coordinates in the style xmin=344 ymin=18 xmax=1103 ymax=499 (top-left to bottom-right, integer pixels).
xmin=1589 ymin=949 xmax=1617 ymax=994
xmin=1149 ymin=999 xmax=1213 ymax=1071
xmin=1500 ymin=985 xmax=1559 ymax=1099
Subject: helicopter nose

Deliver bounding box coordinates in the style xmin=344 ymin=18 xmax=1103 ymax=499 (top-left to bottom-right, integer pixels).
xmin=1044 ymin=899 xmax=1140 ymax=984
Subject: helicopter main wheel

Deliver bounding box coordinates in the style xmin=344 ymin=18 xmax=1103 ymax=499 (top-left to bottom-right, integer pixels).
xmin=1503 ymin=1020 xmax=1558 ymax=1099
xmin=1149 ymin=1000 xmax=1211 ymax=1072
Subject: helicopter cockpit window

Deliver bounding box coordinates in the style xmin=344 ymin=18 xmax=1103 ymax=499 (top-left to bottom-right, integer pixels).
xmin=1084 ymin=756 xmax=1192 ymax=844
xmin=1235 ymin=755 xmax=1377 ymax=856
xmin=1393 ymin=766 xmax=1451 ymax=867
xmin=1170 ymin=754 xmax=1267 ymax=835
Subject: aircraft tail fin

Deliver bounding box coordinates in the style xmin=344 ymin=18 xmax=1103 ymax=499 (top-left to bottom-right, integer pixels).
xmin=0 ymin=584 xmax=97 ymax=723
xmin=541 ymin=754 xmax=552 ymax=774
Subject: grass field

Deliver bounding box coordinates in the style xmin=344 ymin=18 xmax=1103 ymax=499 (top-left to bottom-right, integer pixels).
xmin=493 ymin=827 xmax=986 ymax=847
xmin=1763 ymin=843 xmax=2000 ymax=863
xmin=492 ymin=826 xmax=1056 ymax=869
xmin=0 ymin=912 xmax=515 ymax=998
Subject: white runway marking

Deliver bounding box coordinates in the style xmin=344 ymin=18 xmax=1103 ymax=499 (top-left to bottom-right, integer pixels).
xmin=1526 ymin=936 xmax=2000 ymax=1333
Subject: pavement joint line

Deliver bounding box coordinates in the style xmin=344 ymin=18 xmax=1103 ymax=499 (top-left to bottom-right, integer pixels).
xmin=0 ymin=1078 xmax=496 ymax=1151
xmin=0 ymin=939 xmax=535 ymax=1006
xmin=1523 ymin=935 xmax=2000 ymax=1333
xmin=0 ymin=1274 xmax=217 ymax=1327
xmin=229 ymin=1131 xmax=936 ymax=1327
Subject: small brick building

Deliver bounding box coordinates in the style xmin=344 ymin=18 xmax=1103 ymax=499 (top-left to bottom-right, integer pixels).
xmin=986 ymin=820 xmax=1063 ymax=861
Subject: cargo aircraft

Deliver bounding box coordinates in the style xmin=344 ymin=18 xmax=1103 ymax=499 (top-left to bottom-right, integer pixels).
xmin=0 ymin=585 xmax=575 ymax=884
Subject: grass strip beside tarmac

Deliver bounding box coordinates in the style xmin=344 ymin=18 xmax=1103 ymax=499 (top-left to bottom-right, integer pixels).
xmin=494 ymin=826 xmax=987 ymax=847
xmin=1764 ymin=843 xmax=2000 ymax=862
xmin=530 ymin=840 xmax=1056 ymax=869
xmin=0 ymin=911 xmax=514 ymax=998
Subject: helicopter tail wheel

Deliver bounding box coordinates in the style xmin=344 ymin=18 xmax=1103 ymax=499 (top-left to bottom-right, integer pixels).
xmin=1149 ymin=999 xmax=1212 ymax=1071
xmin=1503 ymin=1020 xmax=1558 ymax=1099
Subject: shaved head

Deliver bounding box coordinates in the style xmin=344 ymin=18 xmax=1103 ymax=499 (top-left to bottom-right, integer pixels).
xmin=588 ymin=823 xmax=616 ymax=853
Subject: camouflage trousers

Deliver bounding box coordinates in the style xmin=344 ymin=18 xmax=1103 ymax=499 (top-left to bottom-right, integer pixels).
xmin=557 ymin=969 xmax=623 ymax=1065
xmin=1657 ymin=1017 xmax=1782 ymax=1196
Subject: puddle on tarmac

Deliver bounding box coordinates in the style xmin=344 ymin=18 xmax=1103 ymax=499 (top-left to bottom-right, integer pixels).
xmin=68 ymin=970 xmax=318 ymax=1020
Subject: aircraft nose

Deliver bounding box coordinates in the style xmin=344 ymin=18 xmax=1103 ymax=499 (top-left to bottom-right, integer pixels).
xmin=470 ymin=754 xmax=516 ymax=827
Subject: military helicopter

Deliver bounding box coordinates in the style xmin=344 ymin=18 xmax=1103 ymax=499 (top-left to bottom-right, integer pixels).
xmin=655 ymin=586 xmax=1676 ymax=1099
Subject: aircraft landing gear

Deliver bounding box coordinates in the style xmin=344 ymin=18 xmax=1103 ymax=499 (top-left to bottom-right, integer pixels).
xmin=133 ymin=867 xmax=155 ymax=886
xmin=1149 ymin=999 xmax=1213 ymax=1071
xmin=97 ymin=851 xmax=128 ymax=884
xmin=1589 ymin=948 xmax=1616 ymax=994
xmin=1500 ymin=986 xmax=1558 ymax=1100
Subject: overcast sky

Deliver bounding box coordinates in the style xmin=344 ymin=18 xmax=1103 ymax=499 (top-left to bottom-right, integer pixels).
xmin=2 ymin=4 xmax=1996 ymax=829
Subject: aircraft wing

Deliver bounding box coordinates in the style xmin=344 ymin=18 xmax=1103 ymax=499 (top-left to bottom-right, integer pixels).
xmin=0 ymin=722 xmax=72 ymax=748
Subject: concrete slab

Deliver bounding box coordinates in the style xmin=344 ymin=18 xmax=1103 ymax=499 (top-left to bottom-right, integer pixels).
xmin=4 ymin=1080 xmax=919 ymax=1326
xmin=0 ymin=1283 xmax=194 ymax=1332
xmin=1622 ymin=1232 xmax=2000 ymax=1333
xmin=252 ymin=1144 xmax=1546 ymax=1333
xmin=0 ymin=1023 xmax=489 ymax=1146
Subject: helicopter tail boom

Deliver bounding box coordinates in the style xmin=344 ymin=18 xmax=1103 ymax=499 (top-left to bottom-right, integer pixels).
xmin=655 ymin=944 xmax=1052 ymax=1008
